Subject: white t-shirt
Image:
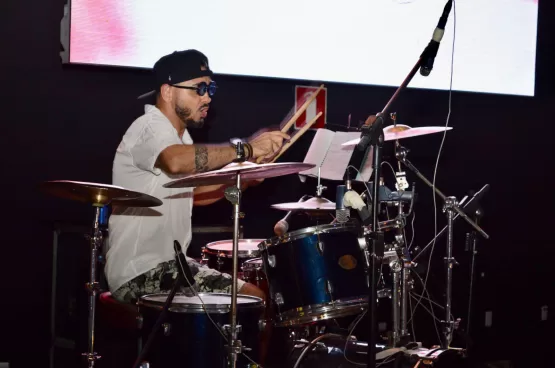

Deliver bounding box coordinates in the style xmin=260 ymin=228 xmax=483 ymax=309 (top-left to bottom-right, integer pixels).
xmin=105 ymin=104 xmax=195 ymax=292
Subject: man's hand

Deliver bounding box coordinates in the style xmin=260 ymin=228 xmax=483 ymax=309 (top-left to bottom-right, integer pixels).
xmin=248 ymin=130 xmax=290 ymax=163
xmin=364 ymin=114 xmax=377 ymax=127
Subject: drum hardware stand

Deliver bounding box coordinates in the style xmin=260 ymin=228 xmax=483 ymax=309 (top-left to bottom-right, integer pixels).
xmin=222 ymin=158 xmax=251 ymax=367
xmin=82 ymin=205 xmax=104 ymax=367
xmin=390 ymin=201 xmax=414 ymax=347
xmin=394 ymin=145 xmax=489 ymax=349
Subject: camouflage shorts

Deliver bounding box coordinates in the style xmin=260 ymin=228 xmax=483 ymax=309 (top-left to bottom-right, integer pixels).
xmin=112 ymin=258 xmax=246 ymax=304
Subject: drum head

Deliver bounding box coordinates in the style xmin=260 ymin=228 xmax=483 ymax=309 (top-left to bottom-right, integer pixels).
xmin=205 ymin=239 xmax=264 ymax=257
xmin=139 ymin=293 xmax=263 ymax=313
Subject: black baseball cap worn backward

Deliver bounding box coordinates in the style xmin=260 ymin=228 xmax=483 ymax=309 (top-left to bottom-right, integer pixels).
xmin=138 ymin=49 xmax=214 ymax=99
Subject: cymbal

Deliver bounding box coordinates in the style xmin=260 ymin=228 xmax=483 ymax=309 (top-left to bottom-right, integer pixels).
xmin=40 ymin=180 xmax=163 ymax=207
xmin=164 ymin=162 xmax=316 ymax=188
xmin=271 ymin=196 xmax=335 ymax=212
xmin=341 ymin=124 xmax=453 ymax=146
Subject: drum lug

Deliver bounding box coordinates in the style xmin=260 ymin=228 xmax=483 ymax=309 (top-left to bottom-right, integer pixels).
xmin=317 ymin=241 xmax=325 ymax=255
xmin=258 ymin=319 xmax=267 ymax=332
xmin=217 ymin=257 xmax=224 ymax=269
xmin=268 ymin=255 xmax=276 ymax=268
xmin=326 ymin=280 xmax=334 ymax=295
xmin=162 ymin=323 xmax=171 ymax=336
xmin=275 ymin=292 xmax=284 ymax=306
xmin=136 ymin=315 xmax=143 ymax=330
xmin=223 ymin=324 xmax=243 ymax=335
xmin=200 ymin=248 xmax=208 ymax=264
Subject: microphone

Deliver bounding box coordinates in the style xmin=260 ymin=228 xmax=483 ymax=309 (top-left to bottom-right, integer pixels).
xmin=420 ymin=0 xmax=454 ymax=76
xmin=174 ymin=240 xmax=197 ymax=289
xmin=273 ymin=195 xmax=309 ymax=236
xmin=335 ymin=185 xmax=350 ymax=223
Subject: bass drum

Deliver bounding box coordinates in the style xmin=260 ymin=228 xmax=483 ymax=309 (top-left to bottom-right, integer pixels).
xmin=259 ymin=222 xmax=368 ymax=327
xmin=137 ymin=293 xmax=265 ymax=368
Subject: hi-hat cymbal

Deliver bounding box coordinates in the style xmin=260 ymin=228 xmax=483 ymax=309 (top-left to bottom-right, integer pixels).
xmin=40 ymin=180 xmax=163 ymax=207
xmin=341 ymin=124 xmax=453 ymax=146
xmin=271 ymin=196 xmax=336 ymax=212
xmin=164 ymin=162 xmax=316 ymax=188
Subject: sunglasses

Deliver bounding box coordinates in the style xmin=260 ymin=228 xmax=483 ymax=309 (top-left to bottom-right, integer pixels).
xmin=171 ymin=81 xmax=217 ymax=97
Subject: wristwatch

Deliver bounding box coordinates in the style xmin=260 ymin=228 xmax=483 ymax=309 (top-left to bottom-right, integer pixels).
xmin=230 ymin=138 xmax=247 ymax=162
xmin=230 ymin=138 xmax=253 ymax=162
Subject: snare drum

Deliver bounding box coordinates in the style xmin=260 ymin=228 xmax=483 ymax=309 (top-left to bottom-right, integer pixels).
xmin=259 ymin=223 xmax=368 ymax=326
xmin=201 ymin=239 xmax=264 ymax=273
xmin=137 ymin=293 xmax=265 ymax=368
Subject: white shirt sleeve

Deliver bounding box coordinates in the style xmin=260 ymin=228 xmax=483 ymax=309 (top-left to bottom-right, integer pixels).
xmin=130 ymin=119 xmax=182 ymax=175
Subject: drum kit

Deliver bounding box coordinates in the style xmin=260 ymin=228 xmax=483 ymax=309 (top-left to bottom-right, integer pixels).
xmin=40 ymin=122 xmax=489 ymax=368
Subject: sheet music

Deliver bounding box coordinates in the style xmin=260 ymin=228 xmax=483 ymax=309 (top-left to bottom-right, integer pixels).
xmin=300 ymin=129 xmax=374 ymax=182
xmin=299 ymin=129 xmax=335 ymax=176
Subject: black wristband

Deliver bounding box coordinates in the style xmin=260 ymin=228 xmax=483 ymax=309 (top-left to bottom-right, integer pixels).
xmin=245 ymin=143 xmax=253 ymax=160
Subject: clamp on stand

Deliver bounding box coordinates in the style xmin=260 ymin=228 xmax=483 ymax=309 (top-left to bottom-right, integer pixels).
xmin=395 ymin=145 xmax=489 ymax=348
xmin=315 ymin=166 xmax=327 ymax=197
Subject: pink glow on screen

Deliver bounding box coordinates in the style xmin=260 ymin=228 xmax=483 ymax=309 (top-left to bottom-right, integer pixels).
xmin=70 ymin=0 xmax=133 ymax=66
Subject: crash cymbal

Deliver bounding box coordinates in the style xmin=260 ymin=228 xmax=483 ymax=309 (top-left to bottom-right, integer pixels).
xmin=271 ymin=196 xmax=336 ymax=212
xmin=164 ymin=161 xmax=316 ymax=188
xmin=341 ymin=124 xmax=453 ymax=146
xmin=40 ymin=180 xmax=163 ymax=207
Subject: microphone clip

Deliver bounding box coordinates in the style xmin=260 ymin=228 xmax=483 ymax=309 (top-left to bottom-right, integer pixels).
xmin=356 ymin=113 xmax=388 ymax=152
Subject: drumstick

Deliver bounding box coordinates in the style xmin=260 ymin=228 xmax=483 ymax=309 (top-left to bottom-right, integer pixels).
xmin=280 ymin=84 xmax=324 ymax=133
xmin=270 ymin=111 xmax=323 ymax=163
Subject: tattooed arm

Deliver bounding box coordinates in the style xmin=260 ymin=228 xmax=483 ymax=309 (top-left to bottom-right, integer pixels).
xmin=156 ymin=144 xmax=236 ymax=175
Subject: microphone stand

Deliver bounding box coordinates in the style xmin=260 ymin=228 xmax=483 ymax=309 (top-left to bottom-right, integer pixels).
xmin=465 ymin=207 xmax=482 ymax=351
xmin=352 ymin=40 xmax=437 ymax=368
xmin=394 ymin=145 xmax=489 ymax=348
xmin=346 ymin=2 xmax=456 ymax=361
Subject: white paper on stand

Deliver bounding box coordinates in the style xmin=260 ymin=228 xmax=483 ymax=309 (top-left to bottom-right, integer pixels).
xmin=299 ymin=128 xmax=374 ymax=182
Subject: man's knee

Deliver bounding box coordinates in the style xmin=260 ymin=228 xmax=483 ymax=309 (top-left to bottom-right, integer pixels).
xmin=238 ymin=282 xmax=266 ymax=301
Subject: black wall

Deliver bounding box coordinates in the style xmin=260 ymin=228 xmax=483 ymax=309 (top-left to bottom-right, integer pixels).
xmin=1 ymin=0 xmax=554 ymax=367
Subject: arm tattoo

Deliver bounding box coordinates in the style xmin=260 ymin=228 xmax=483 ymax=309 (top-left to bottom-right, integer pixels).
xmin=194 ymin=145 xmax=209 ymax=173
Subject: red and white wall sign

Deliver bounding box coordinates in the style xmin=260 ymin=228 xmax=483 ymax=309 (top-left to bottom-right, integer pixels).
xmin=294 ymin=85 xmax=327 ymax=130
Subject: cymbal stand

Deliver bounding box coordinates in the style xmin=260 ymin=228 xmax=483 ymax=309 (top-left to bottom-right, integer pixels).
xmin=395 ymin=145 xmax=489 ymax=349
xmin=83 ymin=205 xmax=103 ymax=367
xmin=223 ymin=167 xmax=247 ymax=367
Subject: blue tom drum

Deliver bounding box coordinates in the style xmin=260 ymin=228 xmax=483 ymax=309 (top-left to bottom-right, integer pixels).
xmin=258 ymin=222 xmax=369 ymax=327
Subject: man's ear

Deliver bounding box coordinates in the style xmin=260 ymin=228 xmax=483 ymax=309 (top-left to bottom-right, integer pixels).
xmin=160 ymin=84 xmax=173 ymax=103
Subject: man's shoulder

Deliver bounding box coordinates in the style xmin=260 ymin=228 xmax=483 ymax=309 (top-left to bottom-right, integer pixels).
xmin=127 ymin=105 xmax=172 ymax=134
xmin=126 ymin=106 xmax=159 ymax=132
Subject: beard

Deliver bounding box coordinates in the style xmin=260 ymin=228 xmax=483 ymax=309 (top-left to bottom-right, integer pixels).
xmin=175 ymin=104 xmax=205 ymax=129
